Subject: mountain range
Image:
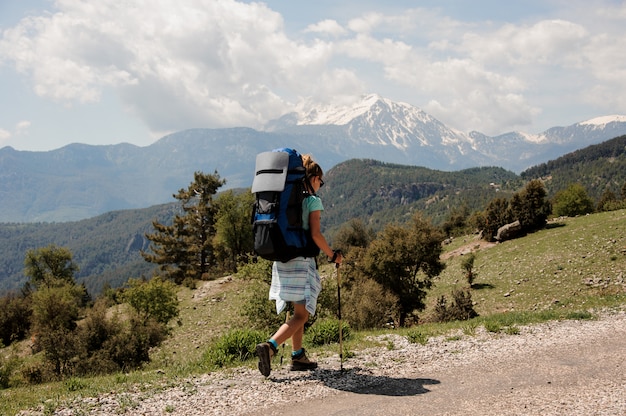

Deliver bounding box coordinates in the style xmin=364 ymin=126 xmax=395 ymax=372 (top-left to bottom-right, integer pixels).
xmin=2 ymin=93 xmax=626 ymax=223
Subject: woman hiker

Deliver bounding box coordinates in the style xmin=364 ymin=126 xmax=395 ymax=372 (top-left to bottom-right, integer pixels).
xmin=256 ymin=154 xmax=343 ymax=377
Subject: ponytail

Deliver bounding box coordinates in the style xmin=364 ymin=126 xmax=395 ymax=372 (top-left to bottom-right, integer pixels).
xmin=302 ymin=154 xmax=323 ymax=179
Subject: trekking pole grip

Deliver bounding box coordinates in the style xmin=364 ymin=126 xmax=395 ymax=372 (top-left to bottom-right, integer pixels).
xmin=330 ymin=249 xmax=342 ymax=267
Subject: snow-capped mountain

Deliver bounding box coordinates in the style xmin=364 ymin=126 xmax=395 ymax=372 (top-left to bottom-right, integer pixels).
xmin=268 ymin=93 xmax=469 ymax=148
xmin=2 ymin=94 xmax=626 ymax=222
xmin=266 ymin=94 xmax=477 ymax=169
xmin=267 ymin=94 xmax=626 ymax=172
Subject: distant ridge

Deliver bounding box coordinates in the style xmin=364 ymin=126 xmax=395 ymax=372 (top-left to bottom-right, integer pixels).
xmin=2 ymin=94 xmax=626 ymax=222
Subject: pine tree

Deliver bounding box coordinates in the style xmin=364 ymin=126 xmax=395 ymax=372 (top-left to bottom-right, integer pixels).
xmin=142 ymin=171 xmax=225 ymax=283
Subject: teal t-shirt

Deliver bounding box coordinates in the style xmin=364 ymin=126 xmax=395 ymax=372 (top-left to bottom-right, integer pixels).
xmin=302 ymin=195 xmax=324 ymax=230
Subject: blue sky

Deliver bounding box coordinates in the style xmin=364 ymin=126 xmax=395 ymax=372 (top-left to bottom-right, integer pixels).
xmin=1 ymin=0 xmax=625 ymax=151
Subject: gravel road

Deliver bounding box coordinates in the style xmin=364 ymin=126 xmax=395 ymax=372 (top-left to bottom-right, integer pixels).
xmin=22 ymin=310 xmax=626 ymax=416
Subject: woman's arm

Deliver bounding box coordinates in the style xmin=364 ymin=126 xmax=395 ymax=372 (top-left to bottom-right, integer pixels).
xmin=309 ymin=210 xmax=342 ymax=263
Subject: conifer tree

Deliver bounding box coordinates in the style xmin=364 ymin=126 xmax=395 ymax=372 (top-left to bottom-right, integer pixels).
xmin=142 ymin=171 xmax=225 ymax=283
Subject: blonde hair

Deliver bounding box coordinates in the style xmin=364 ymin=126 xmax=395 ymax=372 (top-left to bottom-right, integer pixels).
xmin=302 ymin=154 xmax=323 ymax=179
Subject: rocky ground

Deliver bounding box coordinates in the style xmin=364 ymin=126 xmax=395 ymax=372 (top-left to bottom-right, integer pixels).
xmin=19 ymin=309 xmax=626 ymax=416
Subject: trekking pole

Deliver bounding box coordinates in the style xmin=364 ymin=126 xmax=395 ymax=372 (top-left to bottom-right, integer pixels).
xmin=336 ymin=262 xmax=343 ymax=372
xmin=280 ymin=310 xmax=290 ymax=366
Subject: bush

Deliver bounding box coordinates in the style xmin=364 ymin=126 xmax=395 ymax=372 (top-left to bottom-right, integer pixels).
xmin=552 ymin=183 xmax=595 ymax=217
xmin=406 ymin=329 xmax=429 ymax=345
xmin=74 ymin=301 xmax=169 ymax=375
xmin=315 ymin=274 xmax=339 ymax=319
xmin=433 ymin=289 xmax=478 ymax=323
xmin=461 ymin=253 xmax=477 ymax=287
xmin=342 ymin=278 xmax=400 ymax=329
xmin=236 ymin=259 xmax=273 ymax=284
xmin=0 ymin=349 xmax=21 ymax=389
xmin=0 ymin=294 xmax=32 ymax=347
xmin=36 ymin=328 xmax=81 ymax=377
xmin=104 ymin=317 xmax=167 ymax=371
xmin=240 ymin=281 xmax=287 ymax=330
xmin=202 ymin=328 xmax=266 ymax=369
xmin=20 ymin=362 xmax=45 ymax=385
xmin=305 ymin=318 xmax=351 ymax=346
xmin=122 ymin=277 xmax=179 ymax=325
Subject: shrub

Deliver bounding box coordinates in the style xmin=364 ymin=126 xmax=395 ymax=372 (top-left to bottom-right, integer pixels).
xmin=305 ymin=318 xmax=351 ymax=346
xmin=552 ymin=183 xmax=595 ymax=217
xmin=236 ymin=259 xmax=272 ymax=284
xmin=20 ymin=362 xmax=45 ymax=385
xmin=342 ymin=278 xmax=400 ymax=330
xmin=0 ymin=349 xmax=21 ymax=389
xmin=104 ymin=317 xmax=167 ymax=371
xmin=202 ymin=328 xmax=266 ymax=369
xmin=405 ymin=329 xmax=429 ymax=345
xmin=0 ymin=294 xmax=32 ymax=347
xmin=315 ymin=274 xmax=339 ymax=320
xmin=433 ymin=289 xmax=478 ymax=323
xmin=122 ymin=277 xmax=179 ymax=325
xmin=461 ymin=253 xmax=476 ymax=287
xmin=240 ymin=281 xmax=287 ymax=330
xmin=37 ymin=327 xmax=81 ymax=377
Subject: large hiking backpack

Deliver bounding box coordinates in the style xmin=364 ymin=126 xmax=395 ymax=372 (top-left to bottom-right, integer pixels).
xmin=251 ymin=148 xmax=320 ymax=262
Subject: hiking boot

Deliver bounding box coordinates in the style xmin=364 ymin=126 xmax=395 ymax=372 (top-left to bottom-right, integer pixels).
xmin=256 ymin=342 xmax=277 ymax=377
xmin=290 ymin=348 xmax=318 ymax=371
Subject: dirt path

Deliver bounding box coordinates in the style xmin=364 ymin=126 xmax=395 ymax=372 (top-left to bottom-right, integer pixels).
xmin=244 ymin=313 xmax=626 ymax=416
xmin=40 ymin=311 xmax=625 ymax=416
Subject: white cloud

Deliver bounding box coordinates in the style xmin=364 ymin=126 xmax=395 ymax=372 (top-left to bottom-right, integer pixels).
xmin=305 ymin=19 xmax=347 ymax=37
xmin=0 ymin=121 xmax=32 ymax=147
xmin=0 ymin=0 xmax=343 ymax=131
xmin=16 ymin=120 xmax=31 ymax=135
xmin=1 ymin=0 xmax=625 ymax=140
xmin=0 ymin=128 xmax=11 ymax=145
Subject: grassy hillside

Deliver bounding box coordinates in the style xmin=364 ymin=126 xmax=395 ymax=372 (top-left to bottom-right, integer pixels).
xmin=2 ymin=209 xmax=624 ymax=414
xmin=426 ymin=209 xmax=625 ymax=318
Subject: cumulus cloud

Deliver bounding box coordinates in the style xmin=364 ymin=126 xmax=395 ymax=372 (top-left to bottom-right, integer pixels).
xmin=0 ymin=0 xmax=346 ymax=131
xmin=0 ymin=0 xmax=625 ymax=137
xmin=305 ymin=19 xmax=347 ymax=37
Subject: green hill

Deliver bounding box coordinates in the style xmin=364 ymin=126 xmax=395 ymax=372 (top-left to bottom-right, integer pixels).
xmin=521 ymin=134 xmax=626 ymax=200
xmin=1 ymin=135 xmax=625 ymax=296
xmin=320 ymin=160 xmax=520 ymax=232
xmin=0 ymin=203 xmax=176 ymax=295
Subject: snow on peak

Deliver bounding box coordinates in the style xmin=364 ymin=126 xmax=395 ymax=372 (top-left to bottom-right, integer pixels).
xmin=295 ymin=93 xmax=405 ymax=126
xmin=579 ymin=115 xmax=626 ymax=127
xmin=519 ymin=131 xmax=545 ymax=143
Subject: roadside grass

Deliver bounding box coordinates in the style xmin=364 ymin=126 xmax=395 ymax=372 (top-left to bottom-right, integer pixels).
xmin=1 ymin=210 xmax=624 ymax=415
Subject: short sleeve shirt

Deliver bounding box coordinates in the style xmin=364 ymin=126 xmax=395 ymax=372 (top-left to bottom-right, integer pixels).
xmin=302 ymin=195 xmax=324 ymax=230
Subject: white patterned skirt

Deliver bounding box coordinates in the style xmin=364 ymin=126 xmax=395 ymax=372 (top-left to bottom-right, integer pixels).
xmin=269 ymin=257 xmax=321 ymax=316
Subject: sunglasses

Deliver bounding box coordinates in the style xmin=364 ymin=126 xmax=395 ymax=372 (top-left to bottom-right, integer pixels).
xmin=318 ymin=177 xmax=325 ymax=187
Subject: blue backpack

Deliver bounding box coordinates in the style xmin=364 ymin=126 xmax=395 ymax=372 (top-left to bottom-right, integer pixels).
xmin=251 ymin=148 xmax=320 ymax=262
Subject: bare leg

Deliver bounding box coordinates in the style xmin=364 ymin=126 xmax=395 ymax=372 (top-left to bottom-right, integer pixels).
xmin=271 ymin=303 xmax=309 ymax=351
